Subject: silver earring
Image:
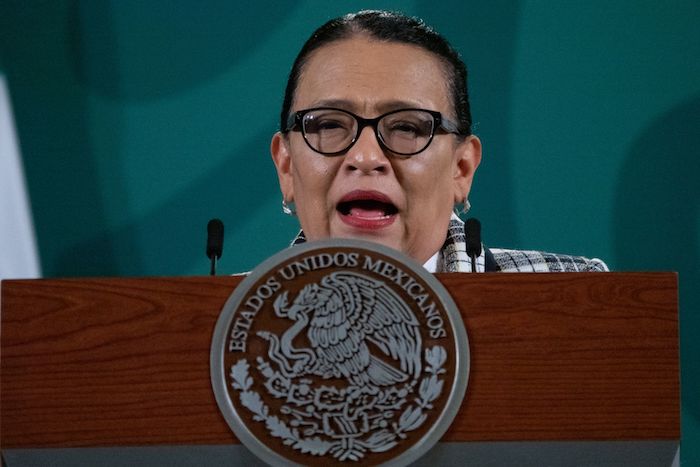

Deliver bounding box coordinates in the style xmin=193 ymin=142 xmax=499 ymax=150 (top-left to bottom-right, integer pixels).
xmin=282 ymin=199 xmax=297 ymax=216
xmin=456 ymin=198 xmax=471 ymax=215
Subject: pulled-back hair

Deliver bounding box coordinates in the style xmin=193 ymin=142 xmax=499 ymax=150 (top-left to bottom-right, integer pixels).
xmin=279 ymin=10 xmax=472 ymax=136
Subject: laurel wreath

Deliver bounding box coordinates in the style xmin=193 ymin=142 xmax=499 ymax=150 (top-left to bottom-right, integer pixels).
xmin=230 ymin=345 xmax=447 ymax=461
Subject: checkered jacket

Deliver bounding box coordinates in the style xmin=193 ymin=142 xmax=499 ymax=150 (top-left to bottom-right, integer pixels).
xmin=291 ymin=214 xmax=608 ymax=273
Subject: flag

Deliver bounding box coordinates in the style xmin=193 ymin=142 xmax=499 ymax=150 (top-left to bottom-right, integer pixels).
xmin=0 ymin=73 xmax=41 ymax=279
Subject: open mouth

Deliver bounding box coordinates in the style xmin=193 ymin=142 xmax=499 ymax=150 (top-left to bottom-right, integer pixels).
xmin=337 ymin=191 xmax=398 ymax=229
xmin=337 ymin=199 xmax=399 ymax=218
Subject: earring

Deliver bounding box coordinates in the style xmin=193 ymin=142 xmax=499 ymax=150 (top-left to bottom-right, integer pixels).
xmin=282 ymin=199 xmax=297 ymax=216
xmin=455 ymin=198 xmax=471 ymax=215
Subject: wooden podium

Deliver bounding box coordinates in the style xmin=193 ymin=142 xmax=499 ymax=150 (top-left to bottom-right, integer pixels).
xmin=1 ymin=274 xmax=680 ymax=465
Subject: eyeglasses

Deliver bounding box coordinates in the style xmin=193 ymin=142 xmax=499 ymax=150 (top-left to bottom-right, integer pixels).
xmin=284 ymin=107 xmax=464 ymax=156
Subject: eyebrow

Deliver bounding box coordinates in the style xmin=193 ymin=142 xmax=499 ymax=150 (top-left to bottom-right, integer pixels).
xmin=307 ymin=99 xmax=428 ymax=114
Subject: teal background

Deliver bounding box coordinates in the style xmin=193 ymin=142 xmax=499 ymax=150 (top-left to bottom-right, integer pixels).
xmin=2 ymin=0 xmax=698 ymax=461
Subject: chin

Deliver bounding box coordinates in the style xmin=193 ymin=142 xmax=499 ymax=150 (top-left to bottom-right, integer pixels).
xmin=341 ymin=231 xmax=404 ymax=254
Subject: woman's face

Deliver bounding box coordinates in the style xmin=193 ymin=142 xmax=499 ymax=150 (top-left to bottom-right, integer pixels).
xmin=271 ymin=36 xmax=481 ymax=264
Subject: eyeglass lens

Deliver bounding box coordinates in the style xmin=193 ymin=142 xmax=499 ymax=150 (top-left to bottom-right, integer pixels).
xmin=302 ymin=109 xmax=435 ymax=155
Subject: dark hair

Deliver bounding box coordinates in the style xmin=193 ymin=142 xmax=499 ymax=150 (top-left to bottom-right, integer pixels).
xmin=279 ymin=10 xmax=472 ymax=136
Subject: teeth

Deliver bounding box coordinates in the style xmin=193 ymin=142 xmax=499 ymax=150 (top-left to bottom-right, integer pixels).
xmin=338 ymin=200 xmax=397 ymax=217
xmin=349 ymin=207 xmax=390 ymax=219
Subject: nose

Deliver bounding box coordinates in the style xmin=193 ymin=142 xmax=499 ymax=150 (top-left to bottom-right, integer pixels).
xmin=342 ymin=126 xmax=390 ymax=174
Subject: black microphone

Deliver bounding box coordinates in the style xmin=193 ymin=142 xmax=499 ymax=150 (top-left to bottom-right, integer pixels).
xmin=206 ymin=218 xmax=224 ymax=276
xmin=465 ymin=218 xmax=482 ymax=273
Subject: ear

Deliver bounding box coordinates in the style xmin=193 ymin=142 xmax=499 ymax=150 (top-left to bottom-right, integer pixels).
xmin=271 ymin=132 xmax=294 ymax=202
xmin=452 ymin=135 xmax=482 ymax=203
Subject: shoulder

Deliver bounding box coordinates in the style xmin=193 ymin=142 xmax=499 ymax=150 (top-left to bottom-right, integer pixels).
xmin=487 ymin=247 xmax=609 ymax=272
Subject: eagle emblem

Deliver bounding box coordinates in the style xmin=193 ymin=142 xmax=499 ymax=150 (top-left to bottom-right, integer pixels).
xmin=259 ymin=271 xmax=422 ymax=388
xmin=212 ymin=240 xmax=468 ymax=466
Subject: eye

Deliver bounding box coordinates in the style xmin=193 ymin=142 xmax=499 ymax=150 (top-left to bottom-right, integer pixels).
xmin=304 ymin=114 xmax=352 ymax=134
xmin=389 ymin=121 xmax=420 ymax=135
xmin=315 ymin=119 xmax=345 ymax=131
xmin=384 ymin=118 xmax=432 ymax=138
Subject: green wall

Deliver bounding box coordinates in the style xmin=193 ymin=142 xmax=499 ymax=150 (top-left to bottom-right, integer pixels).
xmin=2 ymin=0 xmax=699 ymax=461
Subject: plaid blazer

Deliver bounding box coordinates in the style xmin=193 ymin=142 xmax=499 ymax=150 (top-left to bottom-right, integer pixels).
xmin=292 ymin=214 xmax=608 ymax=273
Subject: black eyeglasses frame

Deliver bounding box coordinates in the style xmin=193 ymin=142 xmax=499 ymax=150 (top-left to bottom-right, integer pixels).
xmin=283 ymin=107 xmax=466 ymax=156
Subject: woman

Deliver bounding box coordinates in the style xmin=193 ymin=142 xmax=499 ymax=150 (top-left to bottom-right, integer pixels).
xmin=271 ymin=10 xmax=607 ymax=273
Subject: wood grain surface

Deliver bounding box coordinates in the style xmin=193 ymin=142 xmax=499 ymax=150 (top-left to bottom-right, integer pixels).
xmin=0 ymin=273 xmax=679 ymax=448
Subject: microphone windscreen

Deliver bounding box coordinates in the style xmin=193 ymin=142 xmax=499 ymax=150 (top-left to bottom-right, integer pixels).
xmin=207 ymin=218 xmax=224 ymax=259
xmin=465 ymin=218 xmax=482 ymax=258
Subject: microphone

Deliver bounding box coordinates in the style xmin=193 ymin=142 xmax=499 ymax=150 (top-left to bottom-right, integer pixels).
xmin=206 ymin=218 xmax=224 ymax=276
xmin=465 ymin=218 xmax=482 ymax=273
